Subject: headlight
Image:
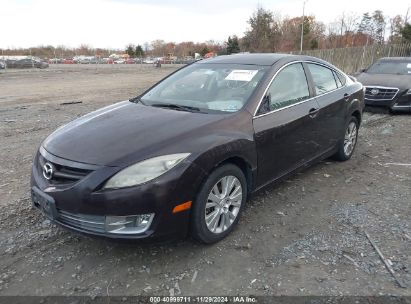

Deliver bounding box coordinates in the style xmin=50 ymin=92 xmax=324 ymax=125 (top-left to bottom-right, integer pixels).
xmin=103 ymin=153 xmax=190 ymax=189
xmin=406 ymin=89 xmax=411 ymax=95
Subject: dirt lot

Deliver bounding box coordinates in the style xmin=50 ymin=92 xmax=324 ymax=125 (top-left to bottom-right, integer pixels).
xmin=0 ymin=65 xmax=410 ymax=297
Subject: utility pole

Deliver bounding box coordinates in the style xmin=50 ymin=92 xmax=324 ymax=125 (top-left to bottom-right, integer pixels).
xmin=2 ymin=49 xmax=5 ymax=73
xmin=30 ymin=48 xmax=34 ymax=68
xmin=300 ymin=0 xmax=307 ymax=53
xmin=340 ymin=13 xmax=345 ymax=48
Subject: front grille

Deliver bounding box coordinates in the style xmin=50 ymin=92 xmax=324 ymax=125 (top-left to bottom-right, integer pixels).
xmin=57 ymin=209 xmax=105 ymax=233
xmin=39 ymin=154 xmax=92 ymax=185
xmin=365 ymin=86 xmax=399 ymax=101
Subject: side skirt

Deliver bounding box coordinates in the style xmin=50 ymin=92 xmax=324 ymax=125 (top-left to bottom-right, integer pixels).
xmin=252 ymin=146 xmax=338 ymax=194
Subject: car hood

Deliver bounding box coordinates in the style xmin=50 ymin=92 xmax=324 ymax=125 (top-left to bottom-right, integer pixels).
xmin=42 ymin=101 xmax=231 ymax=167
xmin=356 ymin=73 xmax=411 ymax=90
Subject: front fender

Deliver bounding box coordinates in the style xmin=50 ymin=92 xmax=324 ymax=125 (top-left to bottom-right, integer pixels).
xmin=191 ymin=136 xmax=258 ymax=191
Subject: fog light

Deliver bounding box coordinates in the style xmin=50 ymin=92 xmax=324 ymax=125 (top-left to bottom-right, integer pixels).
xmin=105 ymin=214 xmax=154 ymax=234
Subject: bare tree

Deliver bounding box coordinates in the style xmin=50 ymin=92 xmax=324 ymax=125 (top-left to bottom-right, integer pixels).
xmin=150 ymin=40 xmax=166 ymax=57
xmin=404 ymin=7 xmax=410 ymax=23
xmin=326 ymin=21 xmax=340 ymax=48
xmin=389 ymin=15 xmax=404 ymax=43
xmin=343 ymin=12 xmax=359 ymax=46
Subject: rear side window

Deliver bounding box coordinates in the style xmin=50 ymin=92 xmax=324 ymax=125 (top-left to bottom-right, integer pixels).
xmin=307 ymin=63 xmax=338 ymax=94
xmin=335 ymin=71 xmax=346 ymax=86
xmin=265 ymin=63 xmax=310 ymax=111
xmin=333 ymin=71 xmax=343 ymax=87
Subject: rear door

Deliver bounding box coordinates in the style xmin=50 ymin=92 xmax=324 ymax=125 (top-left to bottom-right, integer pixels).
xmin=305 ymin=63 xmax=348 ymax=149
xmin=253 ymin=62 xmax=323 ymax=187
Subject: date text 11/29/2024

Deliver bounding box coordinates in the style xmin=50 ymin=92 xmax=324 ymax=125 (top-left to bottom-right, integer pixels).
xmin=149 ymin=296 xmax=257 ymax=303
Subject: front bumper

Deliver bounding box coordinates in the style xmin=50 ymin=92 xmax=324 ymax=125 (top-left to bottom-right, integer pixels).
xmin=364 ymin=88 xmax=411 ymax=112
xmin=391 ymin=95 xmax=411 ymax=112
xmin=31 ymin=148 xmax=206 ymax=240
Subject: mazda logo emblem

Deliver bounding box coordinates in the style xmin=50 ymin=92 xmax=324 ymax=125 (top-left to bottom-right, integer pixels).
xmin=43 ymin=162 xmax=54 ymax=180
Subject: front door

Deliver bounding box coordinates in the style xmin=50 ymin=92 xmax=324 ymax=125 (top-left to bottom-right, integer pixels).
xmin=253 ymin=62 xmax=323 ymax=187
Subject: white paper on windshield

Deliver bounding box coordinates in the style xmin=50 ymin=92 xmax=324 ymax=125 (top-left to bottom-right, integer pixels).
xmin=203 ymin=70 xmax=216 ymax=75
xmin=407 ymin=63 xmax=411 ymax=69
xmin=225 ymin=70 xmax=258 ymax=81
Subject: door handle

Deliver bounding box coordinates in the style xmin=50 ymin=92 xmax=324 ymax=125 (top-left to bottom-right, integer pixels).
xmin=344 ymin=93 xmax=350 ymax=102
xmin=309 ymin=108 xmax=319 ymax=118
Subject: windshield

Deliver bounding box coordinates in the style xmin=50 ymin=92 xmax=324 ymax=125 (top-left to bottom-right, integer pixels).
xmin=140 ymin=63 xmax=268 ymax=113
xmin=367 ymin=60 xmax=411 ymax=75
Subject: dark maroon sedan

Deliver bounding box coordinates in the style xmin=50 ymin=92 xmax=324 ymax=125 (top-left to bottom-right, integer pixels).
xmin=31 ymin=54 xmax=364 ymax=243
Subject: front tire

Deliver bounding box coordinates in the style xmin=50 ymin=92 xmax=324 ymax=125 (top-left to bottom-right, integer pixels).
xmin=190 ymin=164 xmax=247 ymax=244
xmin=333 ymin=116 xmax=359 ymax=161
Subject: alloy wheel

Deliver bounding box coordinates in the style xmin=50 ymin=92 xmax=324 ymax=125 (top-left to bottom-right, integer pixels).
xmin=204 ymin=175 xmax=242 ymax=234
xmin=344 ymin=121 xmax=357 ymax=157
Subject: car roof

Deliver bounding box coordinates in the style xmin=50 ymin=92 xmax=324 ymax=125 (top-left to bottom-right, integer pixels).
xmin=198 ymin=53 xmax=328 ymax=66
xmin=378 ymin=57 xmax=411 ymax=62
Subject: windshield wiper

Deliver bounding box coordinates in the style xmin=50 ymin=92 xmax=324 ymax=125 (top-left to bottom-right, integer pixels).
xmin=150 ymin=103 xmax=202 ymax=113
xmin=129 ymin=96 xmax=145 ymax=104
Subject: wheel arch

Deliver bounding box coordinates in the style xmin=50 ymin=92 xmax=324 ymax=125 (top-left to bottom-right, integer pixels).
xmin=217 ymin=156 xmax=254 ymax=197
xmin=191 ymin=137 xmax=258 ymax=199
xmin=351 ymin=109 xmax=362 ymax=126
xmin=346 ymin=96 xmax=363 ymax=126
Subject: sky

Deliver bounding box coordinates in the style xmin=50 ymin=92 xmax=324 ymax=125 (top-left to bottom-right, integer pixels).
xmin=1 ymin=0 xmax=410 ymax=49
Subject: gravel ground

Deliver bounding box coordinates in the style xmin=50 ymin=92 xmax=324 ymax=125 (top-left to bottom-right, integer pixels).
xmin=0 ymin=65 xmax=410 ymax=296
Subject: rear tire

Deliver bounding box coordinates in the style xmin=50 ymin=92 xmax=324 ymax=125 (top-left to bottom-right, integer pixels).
xmin=190 ymin=164 xmax=247 ymax=244
xmin=332 ymin=116 xmax=359 ymax=161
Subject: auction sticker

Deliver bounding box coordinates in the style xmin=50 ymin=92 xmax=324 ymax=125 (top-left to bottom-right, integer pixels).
xmin=225 ymin=70 xmax=258 ymax=81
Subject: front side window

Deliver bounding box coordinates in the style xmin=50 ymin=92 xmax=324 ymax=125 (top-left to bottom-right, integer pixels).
xmin=307 ymin=63 xmax=338 ymax=94
xmin=263 ymin=63 xmax=310 ymax=112
xmin=140 ymin=63 xmax=268 ymax=113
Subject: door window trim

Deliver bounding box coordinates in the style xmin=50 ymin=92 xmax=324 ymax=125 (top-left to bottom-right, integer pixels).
xmin=253 ymin=60 xmax=347 ymax=118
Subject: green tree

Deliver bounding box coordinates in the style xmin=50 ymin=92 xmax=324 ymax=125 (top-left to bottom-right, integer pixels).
xmin=125 ymin=44 xmax=135 ymax=57
xmin=302 ymin=16 xmax=311 ymax=36
xmin=358 ymin=13 xmax=374 ymax=35
xmin=226 ymin=35 xmax=240 ymax=54
xmin=242 ymin=7 xmax=275 ymax=52
xmin=200 ymin=46 xmax=209 ymax=57
xmin=372 ymin=10 xmax=386 ymax=44
xmin=135 ymin=45 xmax=144 ymax=57
xmin=401 ymin=22 xmax=411 ymax=42
xmin=310 ymin=39 xmax=319 ymax=49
